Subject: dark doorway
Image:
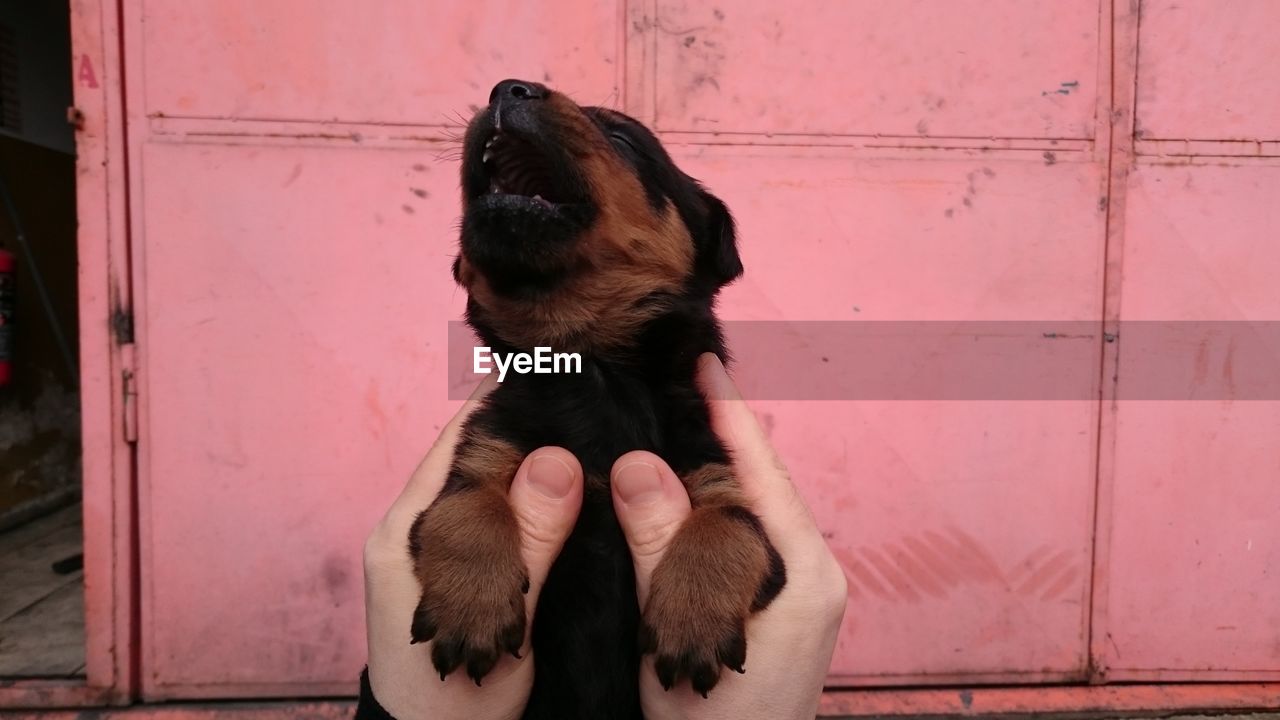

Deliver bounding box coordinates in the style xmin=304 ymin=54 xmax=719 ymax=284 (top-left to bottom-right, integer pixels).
xmin=0 ymin=0 xmax=84 ymax=678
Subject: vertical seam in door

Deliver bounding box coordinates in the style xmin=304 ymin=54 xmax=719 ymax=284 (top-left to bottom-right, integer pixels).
xmin=1086 ymin=0 xmax=1142 ymax=685
xmin=111 ymin=0 xmax=142 ymax=701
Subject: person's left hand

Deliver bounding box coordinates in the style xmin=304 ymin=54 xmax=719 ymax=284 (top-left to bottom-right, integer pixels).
xmin=362 ymin=376 xmax=586 ymax=720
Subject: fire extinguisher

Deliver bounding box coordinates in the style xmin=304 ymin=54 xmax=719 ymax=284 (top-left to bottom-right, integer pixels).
xmin=0 ymin=247 xmax=13 ymax=386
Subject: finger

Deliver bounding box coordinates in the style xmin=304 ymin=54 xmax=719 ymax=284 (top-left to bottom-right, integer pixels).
xmin=382 ymin=374 xmax=499 ymax=534
xmin=610 ymin=451 xmax=692 ymax=605
xmin=507 ymin=447 xmax=585 ymax=609
xmin=696 ymin=353 xmax=824 ymax=553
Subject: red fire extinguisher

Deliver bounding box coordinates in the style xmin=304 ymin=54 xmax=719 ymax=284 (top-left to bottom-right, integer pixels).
xmin=0 ymin=247 xmax=14 ymax=386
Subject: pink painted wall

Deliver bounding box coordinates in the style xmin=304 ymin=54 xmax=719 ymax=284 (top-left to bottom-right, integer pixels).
xmin=99 ymin=0 xmax=1280 ymax=701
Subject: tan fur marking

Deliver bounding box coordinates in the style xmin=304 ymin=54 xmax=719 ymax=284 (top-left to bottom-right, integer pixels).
xmin=641 ymin=504 xmax=773 ymax=686
xmin=409 ymin=487 xmax=527 ymax=665
xmin=648 ymin=508 xmax=771 ymax=619
xmin=406 ymin=428 xmax=529 ymax=672
xmin=637 ymin=461 xmax=785 ymax=691
xmin=451 ymin=429 xmax=523 ymax=493
xmin=412 ymin=489 xmax=522 ymax=588
xmin=681 ymin=462 xmax=746 ymax=508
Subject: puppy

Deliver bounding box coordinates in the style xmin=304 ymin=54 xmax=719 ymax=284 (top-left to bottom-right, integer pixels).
xmin=409 ymin=79 xmax=785 ymax=720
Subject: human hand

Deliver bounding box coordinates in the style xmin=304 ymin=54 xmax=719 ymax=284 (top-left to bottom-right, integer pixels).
xmin=610 ymin=353 xmax=848 ymax=720
xmin=362 ymin=376 xmax=586 ymax=720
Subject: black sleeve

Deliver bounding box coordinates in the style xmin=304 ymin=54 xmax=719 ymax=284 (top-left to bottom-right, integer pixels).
xmin=355 ymin=667 xmax=398 ymax=720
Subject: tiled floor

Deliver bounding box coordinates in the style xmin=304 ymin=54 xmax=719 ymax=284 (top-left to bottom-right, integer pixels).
xmin=0 ymin=503 xmax=85 ymax=677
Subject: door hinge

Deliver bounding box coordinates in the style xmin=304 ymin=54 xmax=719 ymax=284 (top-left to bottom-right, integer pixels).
xmin=121 ymin=342 xmax=138 ymax=443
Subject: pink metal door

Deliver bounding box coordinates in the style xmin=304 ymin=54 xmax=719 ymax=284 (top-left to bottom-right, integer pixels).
xmin=118 ymin=0 xmax=1280 ymax=701
xmin=634 ymin=0 xmax=1108 ymax=685
xmin=1091 ymin=0 xmax=1280 ymax=683
xmin=121 ymin=0 xmax=621 ymax=699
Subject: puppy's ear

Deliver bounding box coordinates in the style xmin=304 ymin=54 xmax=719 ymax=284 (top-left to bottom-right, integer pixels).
xmin=694 ymin=191 xmax=743 ymax=290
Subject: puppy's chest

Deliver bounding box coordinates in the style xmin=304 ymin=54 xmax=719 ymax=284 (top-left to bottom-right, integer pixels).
xmin=498 ymin=367 xmax=677 ymax=474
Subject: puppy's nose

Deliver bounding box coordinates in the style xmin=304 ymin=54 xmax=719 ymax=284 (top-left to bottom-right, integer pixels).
xmin=490 ymin=79 xmax=547 ymax=105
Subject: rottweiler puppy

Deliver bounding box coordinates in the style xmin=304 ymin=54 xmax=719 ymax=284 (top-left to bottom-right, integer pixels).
xmin=409 ymin=79 xmax=785 ymax=720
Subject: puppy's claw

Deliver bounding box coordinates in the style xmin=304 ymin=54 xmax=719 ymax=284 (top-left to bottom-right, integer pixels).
xmin=501 ymin=619 xmax=525 ymax=659
xmin=654 ymin=655 xmax=677 ymax=691
xmin=637 ymin=622 xmax=657 ymax=655
xmin=716 ymin=625 xmax=748 ymax=674
xmin=430 ymin=636 xmax=466 ymax=679
xmin=690 ymin=661 xmax=720 ymax=697
xmin=410 ymin=601 xmax=437 ymax=644
xmin=465 ymin=648 xmax=499 ymax=686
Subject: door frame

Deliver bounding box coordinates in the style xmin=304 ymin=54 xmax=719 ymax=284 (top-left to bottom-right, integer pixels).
xmin=0 ymin=0 xmax=138 ymax=708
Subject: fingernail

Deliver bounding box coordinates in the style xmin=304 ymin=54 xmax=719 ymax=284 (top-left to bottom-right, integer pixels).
xmin=527 ymin=454 xmax=575 ymax=499
xmin=615 ymin=461 xmax=663 ymax=505
xmin=699 ymin=353 xmax=732 ymax=400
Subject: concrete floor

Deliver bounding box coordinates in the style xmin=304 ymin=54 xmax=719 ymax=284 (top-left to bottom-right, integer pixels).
xmin=0 ymin=503 xmax=85 ymax=677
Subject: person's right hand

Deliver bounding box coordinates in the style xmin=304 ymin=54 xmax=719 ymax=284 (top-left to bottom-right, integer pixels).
xmin=610 ymin=354 xmax=848 ymax=720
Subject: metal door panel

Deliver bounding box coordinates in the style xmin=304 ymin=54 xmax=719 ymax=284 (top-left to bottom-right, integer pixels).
xmin=136 ymin=141 xmax=464 ymax=694
xmin=1101 ymin=163 xmax=1280 ymax=680
xmin=677 ymin=149 xmax=1106 ymax=681
xmin=649 ymin=0 xmax=1100 ymax=138
xmin=1136 ymin=0 xmax=1280 ymax=141
xmin=138 ymin=0 xmax=620 ymax=125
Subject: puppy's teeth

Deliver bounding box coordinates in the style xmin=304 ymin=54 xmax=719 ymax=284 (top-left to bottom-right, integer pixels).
xmin=483 ymin=150 xmax=493 ymax=163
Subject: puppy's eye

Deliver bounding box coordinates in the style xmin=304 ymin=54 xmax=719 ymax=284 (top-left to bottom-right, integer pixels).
xmin=609 ymin=131 xmax=640 ymax=155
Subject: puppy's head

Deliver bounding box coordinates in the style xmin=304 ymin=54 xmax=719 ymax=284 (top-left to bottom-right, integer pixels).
xmin=453 ymin=79 xmax=740 ymax=352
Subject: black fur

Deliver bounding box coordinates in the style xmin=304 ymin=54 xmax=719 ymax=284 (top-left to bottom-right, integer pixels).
xmin=463 ymin=301 xmax=735 ymax=720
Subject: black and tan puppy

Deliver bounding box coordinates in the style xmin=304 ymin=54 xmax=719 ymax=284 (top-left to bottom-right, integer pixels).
xmin=409 ymin=79 xmax=785 ymax=719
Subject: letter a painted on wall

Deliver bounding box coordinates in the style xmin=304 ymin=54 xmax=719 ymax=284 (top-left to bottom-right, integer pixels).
xmin=79 ymin=54 xmax=100 ymax=88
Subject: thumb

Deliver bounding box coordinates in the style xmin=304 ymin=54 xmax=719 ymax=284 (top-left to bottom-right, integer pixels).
xmin=507 ymin=447 xmax=584 ymax=608
xmin=610 ymin=451 xmax=692 ymax=605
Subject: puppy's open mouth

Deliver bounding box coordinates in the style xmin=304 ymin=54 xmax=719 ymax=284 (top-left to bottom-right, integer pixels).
xmin=480 ymin=131 xmax=567 ymax=209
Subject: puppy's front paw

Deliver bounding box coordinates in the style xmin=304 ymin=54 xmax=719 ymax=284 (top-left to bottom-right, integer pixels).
xmin=639 ymin=505 xmax=785 ymax=697
xmin=640 ymin=588 xmax=748 ymax=697
xmin=408 ymin=490 xmax=528 ymax=685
